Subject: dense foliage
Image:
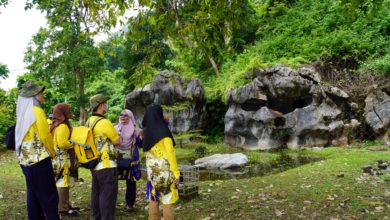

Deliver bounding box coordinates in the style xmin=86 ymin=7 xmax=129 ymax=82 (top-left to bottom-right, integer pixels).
xmin=1 ymin=0 xmax=390 ymax=141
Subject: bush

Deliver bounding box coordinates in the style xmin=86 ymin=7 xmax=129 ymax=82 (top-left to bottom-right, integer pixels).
xmin=194 ymin=145 xmax=208 ymax=158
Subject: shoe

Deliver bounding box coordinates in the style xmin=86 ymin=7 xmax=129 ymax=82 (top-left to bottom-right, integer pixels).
xmin=68 ymin=205 xmax=80 ymax=211
xmin=59 ymin=210 xmax=78 ymax=217
xmin=125 ymin=205 xmax=135 ymax=212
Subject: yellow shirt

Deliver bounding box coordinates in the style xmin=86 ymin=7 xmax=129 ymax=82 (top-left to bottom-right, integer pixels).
xmin=19 ymin=106 xmax=55 ymax=166
xmin=88 ymin=116 xmax=120 ymax=171
xmin=52 ymin=124 xmax=74 ymax=188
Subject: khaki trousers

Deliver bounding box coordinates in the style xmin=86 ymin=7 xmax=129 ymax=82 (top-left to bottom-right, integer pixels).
xmin=57 ymin=187 xmax=70 ymax=212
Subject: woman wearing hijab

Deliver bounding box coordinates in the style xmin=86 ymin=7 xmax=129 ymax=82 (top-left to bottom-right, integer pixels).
xmin=15 ymin=80 xmax=59 ymax=220
xmin=115 ymin=109 xmax=142 ymax=212
xmin=50 ymin=103 xmax=78 ymax=217
xmin=142 ymin=104 xmax=180 ymax=220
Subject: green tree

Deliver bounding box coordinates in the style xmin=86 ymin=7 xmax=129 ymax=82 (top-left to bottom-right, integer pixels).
xmin=0 ymin=0 xmax=9 ymax=13
xmin=25 ymin=0 xmax=103 ymax=124
xmin=0 ymin=63 xmax=9 ymax=80
xmin=0 ymin=88 xmax=17 ymax=147
xmin=131 ymin=0 xmax=256 ymax=75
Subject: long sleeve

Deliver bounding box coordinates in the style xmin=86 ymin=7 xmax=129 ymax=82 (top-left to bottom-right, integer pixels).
xmin=34 ymin=107 xmax=55 ymax=158
xmin=54 ymin=124 xmax=72 ymax=150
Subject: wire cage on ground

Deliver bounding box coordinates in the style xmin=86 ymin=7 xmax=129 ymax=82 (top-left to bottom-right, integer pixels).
xmin=178 ymin=165 xmax=199 ymax=199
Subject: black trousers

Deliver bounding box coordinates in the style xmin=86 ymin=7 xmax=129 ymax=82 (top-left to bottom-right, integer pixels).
xmin=125 ymin=179 xmax=136 ymax=206
xmin=91 ymin=168 xmax=118 ymax=220
xmin=21 ymin=157 xmax=59 ymax=220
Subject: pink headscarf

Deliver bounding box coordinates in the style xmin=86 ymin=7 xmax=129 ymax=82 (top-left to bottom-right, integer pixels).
xmin=115 ymin=109 xmax=138 ymax=150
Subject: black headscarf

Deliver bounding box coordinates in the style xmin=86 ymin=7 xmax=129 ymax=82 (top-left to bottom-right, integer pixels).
xmin=142 ymin=104 xmax=175 ymax=152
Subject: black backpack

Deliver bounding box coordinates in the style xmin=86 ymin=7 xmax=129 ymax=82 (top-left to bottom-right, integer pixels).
xmin=5 ymin=125 xmax=16 ymax=150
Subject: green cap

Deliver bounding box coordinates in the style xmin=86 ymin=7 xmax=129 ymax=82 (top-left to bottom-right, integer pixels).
xmin=89 ymin=94 xmax=109 ymax=112
xmin=19 ymin=80 xmax=45 ymax=97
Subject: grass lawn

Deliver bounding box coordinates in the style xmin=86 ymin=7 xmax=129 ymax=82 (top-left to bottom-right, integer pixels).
xmin=0 ymin=142 xmax=389 ymax=219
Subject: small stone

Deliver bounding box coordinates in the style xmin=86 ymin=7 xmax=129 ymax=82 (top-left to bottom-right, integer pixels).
xmin=362 ymin=165 xmax=372 ymax=173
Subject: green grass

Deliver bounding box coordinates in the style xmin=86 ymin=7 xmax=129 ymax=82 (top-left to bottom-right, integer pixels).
xmin=1 ymin=142 xmax=390 ymax=219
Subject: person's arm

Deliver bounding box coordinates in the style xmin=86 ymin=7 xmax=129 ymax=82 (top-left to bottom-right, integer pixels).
xmin=163 ymin=137 xmax=180 ymax=180
xmin=55 ymin=124 xmax=72 ymax=150
xmin=34 ymin=107 xmax=55 ymax=158
xmin=102 ymin=119 xmax=121 ymax=146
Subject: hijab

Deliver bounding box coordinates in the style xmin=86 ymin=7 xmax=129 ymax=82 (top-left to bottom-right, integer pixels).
xmin=142 ymin=104 xmax=175 ymax=152
xmin=15 ymin=96 xmax=36 ymax=156
xmin=50 ymin=103 xmax=72 ymax=135
xmin=115 ymin=109 xmax=138 ymax=150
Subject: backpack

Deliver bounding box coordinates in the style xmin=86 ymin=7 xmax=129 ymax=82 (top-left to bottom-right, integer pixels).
xmin=70 ymin=117 xmax=103 ymax=169
xmin=5 ymin=125 xmax=16 ymax=150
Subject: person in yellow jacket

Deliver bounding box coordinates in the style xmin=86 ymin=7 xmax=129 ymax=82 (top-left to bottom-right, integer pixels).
xmin=87 ymin=94 xmax=121 ymax=220
xmin=47 ymin=113 xmax=53 ymax=126
xmin=15 ymin=80 xmax=59 ymax=220
xmin=142 ymin=104 xmax=180 ymax=220
xmin=50 ymin=103 xmax=79 ymax=217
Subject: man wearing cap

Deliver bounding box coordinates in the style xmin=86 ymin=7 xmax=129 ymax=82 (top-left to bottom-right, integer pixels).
xmin=15 ymin=80 xmax=59 ymax=220
xmin=87 ymin=93 xmax=121 ymax=220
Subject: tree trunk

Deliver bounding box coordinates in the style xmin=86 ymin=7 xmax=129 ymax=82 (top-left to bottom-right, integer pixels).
xmin=209 ymin=57 xmax=220 ymax=75
xmin=77 ymin=69 xmax=88 ymax=125
xmin=224 ymin=20 xmax=232 ymax=54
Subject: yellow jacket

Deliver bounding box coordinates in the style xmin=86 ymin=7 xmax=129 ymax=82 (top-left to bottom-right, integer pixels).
xmin=19 ymin=106 xmax=55 ymax=166
xmin=88 ymin=115 xmax=120 ymax=170
xmin=52 ymin=124 xmax=74 ymax=187
xmin=150 ymin=137 xmax=180 ymax=179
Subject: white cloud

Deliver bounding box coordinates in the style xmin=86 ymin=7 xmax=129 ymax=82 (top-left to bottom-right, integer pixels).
xmin=0 ymin=1 xmax=46 ymax=90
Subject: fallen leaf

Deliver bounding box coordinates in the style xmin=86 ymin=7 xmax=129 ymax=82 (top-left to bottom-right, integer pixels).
xmin=374 ymin=206 xmax=384 ymax=212
xmin=327 ymin=195 xmax=335 ymax=201
xmin=277 ymin=191 xmax=287 ymax=199
xmin=303 ymin=200 xmax=312 ymax=204
xmin=274 ymin=209 xmax=284 ymax=217
xmin=342 ymin=216 xmax=358 ymax=220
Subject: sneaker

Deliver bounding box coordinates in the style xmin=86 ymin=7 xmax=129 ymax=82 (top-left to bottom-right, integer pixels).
xmin=59 ymin=210 xmax=78 ymax=217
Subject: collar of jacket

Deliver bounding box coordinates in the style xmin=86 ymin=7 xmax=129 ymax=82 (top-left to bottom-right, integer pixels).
xmin=92 ymin=113 xmax=106 ymax=118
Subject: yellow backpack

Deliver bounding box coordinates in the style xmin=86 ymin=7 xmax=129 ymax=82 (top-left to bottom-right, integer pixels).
xmin=70 ymin=117 xmax=103 ymax=169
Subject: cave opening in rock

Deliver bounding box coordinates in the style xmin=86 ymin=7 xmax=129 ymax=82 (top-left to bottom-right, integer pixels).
xmin=241 ymin=98 xmax=267 ymax=111
xmin=274 ymin=117 xmax=285 ymax=127
xmin=267 ymin=96 xmax=313 ymax=114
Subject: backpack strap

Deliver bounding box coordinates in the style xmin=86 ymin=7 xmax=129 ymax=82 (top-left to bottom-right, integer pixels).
xmin=88 ymin=117 xmax=104 ymax=131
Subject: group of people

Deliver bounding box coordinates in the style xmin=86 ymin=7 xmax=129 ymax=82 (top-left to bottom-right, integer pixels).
xmin=15 ymin=80 xmax=180 ymax=220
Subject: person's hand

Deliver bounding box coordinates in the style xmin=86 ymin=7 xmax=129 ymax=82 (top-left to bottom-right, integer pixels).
xmin=139 ymin=129 xmax=144 ymax=140
xmin=173 ymin=178 xmax=180 ymax=186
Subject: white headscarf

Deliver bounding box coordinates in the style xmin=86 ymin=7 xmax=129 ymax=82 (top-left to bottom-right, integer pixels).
xmin=15 ymin=96 xmax=36 ymax=156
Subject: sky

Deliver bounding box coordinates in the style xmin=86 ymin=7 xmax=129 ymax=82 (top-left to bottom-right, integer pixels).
xmin=0 ymin=1 xmax=46 ymax=90
xmin=0 ymin=2 xmax=137 ymax=91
